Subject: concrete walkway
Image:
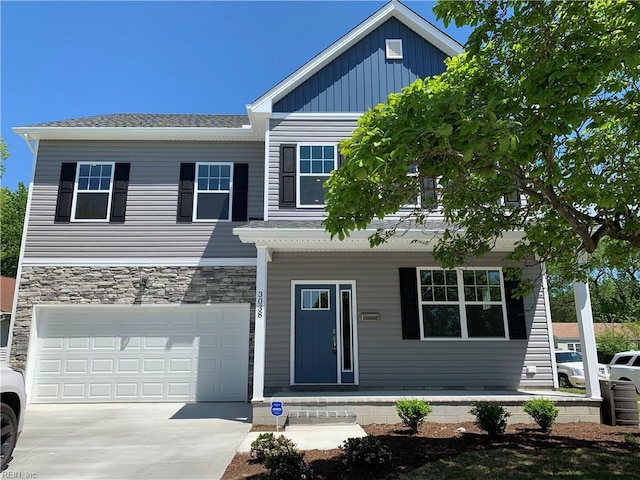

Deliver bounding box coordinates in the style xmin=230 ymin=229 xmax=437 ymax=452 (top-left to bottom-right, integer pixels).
xmin=6 ymin=403 xmax=251 ymax=480
xmin=237 ymin=424 xmax=367 ymax=452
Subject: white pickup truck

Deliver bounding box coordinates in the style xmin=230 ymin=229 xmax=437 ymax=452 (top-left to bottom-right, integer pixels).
xmin=1 ymin=364 xmax=27 ymax=470
xmin=609 ymin=350 xmax=640 ymax=393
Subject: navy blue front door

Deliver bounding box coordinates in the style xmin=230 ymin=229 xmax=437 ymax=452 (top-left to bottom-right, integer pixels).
xmin=294 ymin=284 xmax=337 ymax=384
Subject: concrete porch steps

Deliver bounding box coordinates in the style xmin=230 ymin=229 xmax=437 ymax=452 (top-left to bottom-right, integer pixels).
xmin=288 ymin=409 xmax=358 ymax=425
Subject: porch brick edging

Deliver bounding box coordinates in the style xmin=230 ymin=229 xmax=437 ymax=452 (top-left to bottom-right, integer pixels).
xmin=252 ymin=396 xmax=601 ymax=425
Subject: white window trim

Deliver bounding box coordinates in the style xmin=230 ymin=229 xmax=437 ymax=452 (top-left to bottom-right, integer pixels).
xmin=300 ymin=288 xmax=331 ymax=311
xmin=416 ymin=267 xmax=509 ymax=341
xmin=296 ymin=143 xmax=337 ymax=208
xmin=71 ymin=161 xmax=115 ymax=223
xmin=385 ymin=38 xmax=403 ymax=59
xmin=401 ymin=168 xmax=442 ymax=212
xmin=193 ymin=161 xmax=233 ymax=222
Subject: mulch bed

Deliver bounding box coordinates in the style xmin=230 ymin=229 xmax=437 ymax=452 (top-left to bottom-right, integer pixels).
xmin=221 ymin=422 xmax=640 ymax=479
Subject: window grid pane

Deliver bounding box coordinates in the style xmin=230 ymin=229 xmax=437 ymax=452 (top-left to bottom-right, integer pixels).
xmin=301 ymin=289 xmax=330 ymax=310
xmin=418 ymin=268 xmax=506 ymax=339
xmin=196 ymin=163 xmax=231 ymax=193
xmin=299 ymin=145 xmax=336 ymax=175
xmin=77 ymin=163 xmax=113 ymax=192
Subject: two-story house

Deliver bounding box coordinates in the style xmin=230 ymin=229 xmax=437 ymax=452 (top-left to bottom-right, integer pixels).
xmin=10 ymin=1 xmax=601 ymax=424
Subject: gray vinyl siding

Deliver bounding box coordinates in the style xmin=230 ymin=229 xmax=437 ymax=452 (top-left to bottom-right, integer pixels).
xmin=264 ymin=252 xmax=553 ymax=393
xmin=268 ymin=118 xmax=358 ymax=218
xmin=273 ymin=18 xmax=449 ymax=113
xmin=25 ymin=140 xmax=264 ymax=259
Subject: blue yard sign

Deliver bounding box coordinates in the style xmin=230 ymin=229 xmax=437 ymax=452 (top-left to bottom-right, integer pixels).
xmin=270 ymin=401 xmax=284 ymax=417
xmin=270 ymin=401 xmax=284 ymax=431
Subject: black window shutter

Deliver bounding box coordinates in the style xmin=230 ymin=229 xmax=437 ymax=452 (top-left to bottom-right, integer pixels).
xmin=280 ymin=144 xmax=296 ymax=207
xmin=177 ymin=163 xmax=195 ymax=222
xmin=504 ymin=277 xmax=527 ymax=339
xmin=338 ymin=151 xmax=345 ymax=168
xmin=232 ymin=163 xmax=249 ymax=221
xmin=55 ymin=163 xmax=77 ymax=222
xmin=399 ymin=268 xmax=420 ymax=339
xmin=109 ymin=163 xmax=130 ymax=223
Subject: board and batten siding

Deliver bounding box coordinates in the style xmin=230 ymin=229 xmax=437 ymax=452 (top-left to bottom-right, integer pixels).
xmin=263 ymin=251 xmax=553 ymax=393
xmin=268 ymin=118 xmax=358 ymax=219
xmin=273 ymin=18 xmax=449 ymax=113
xmin=25 ymin=140 xmax=264 ymax=259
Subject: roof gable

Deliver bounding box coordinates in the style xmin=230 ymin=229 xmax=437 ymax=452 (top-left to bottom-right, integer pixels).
xmin=273 ymin=17 xmax=449 ymax=113
xmin=249 ymin=1 xmax=462 ymax=115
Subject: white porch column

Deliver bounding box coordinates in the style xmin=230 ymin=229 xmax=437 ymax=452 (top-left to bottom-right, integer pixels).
xmin=252 ymin=246 xmax=270 ymax=401
xmin=573 ymin=278 xmax=601 ymax=398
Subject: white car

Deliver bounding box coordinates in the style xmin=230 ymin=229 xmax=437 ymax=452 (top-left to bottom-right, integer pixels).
xmin=1 ymin=364 xmax=26 ymax=470
xmin=555 ymin=350 xmax=609 ymax=389
xmin=609 ymin=351 xmax=640 ymax=393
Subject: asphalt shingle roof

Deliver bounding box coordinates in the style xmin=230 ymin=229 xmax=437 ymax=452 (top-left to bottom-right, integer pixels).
xmin=240 ymin=219 xmax=452 ymax=230
xmin=28 ymin=113 xmax=249 ymax=128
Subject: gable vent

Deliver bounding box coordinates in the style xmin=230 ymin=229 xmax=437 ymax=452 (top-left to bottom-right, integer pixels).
xmin=386 ymin=39 xmax=403 ymax=60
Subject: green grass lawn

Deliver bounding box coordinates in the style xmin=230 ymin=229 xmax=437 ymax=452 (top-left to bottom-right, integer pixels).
xmin=391 ymin=447 xmax=640 ymax=479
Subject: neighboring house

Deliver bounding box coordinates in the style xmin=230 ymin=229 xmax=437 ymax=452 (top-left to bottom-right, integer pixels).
xmin=1 ymin=276 xmax=16 ymax=362
xmin=10 ymin=1 xmax=598 ymax=423
xmin=552 ymin=322 xmax=638 ymax=353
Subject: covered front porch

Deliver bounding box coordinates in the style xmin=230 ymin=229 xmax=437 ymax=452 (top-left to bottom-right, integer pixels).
xmin=251 ymin=389 xmax=601 ymax=426
xmin=235 ymin=221 xmax=604 ymax=426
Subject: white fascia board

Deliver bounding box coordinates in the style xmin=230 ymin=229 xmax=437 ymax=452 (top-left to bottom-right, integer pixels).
xmin=12 ymin=126 xmax=262 ymax=142
xmin=20 ymin=257 xmax=258 ymax=267
xmin=249 ymin=2 xmax=463 ymax=115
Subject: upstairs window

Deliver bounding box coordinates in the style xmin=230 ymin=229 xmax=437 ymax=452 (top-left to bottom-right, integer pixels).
xmin=194 ymin=162 xmax=233 ymax=221
xmin=55 ymin=162 xmax=130 ymax=223
xmin=72 ymin=162 xmax=114 ymax=221
xmin=297 ymin=144 xmax=337 ymax=208
xmin=176 ymin=162 xmax=248 ymax=223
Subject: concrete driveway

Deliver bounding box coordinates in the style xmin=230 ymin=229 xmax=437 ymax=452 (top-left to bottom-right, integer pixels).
xmin=5 ymin=402 xmax=252 ymax=480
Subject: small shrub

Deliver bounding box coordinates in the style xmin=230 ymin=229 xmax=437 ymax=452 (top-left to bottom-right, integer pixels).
xmin=250 ymin=433 xmax=310 ymax=479
xmin=250 ymin=433 xmax=296 ymax=464
xmin=263 ymin=440 xmax=311 ymax=480
xmin=340 ymin=435 xmax=393 ymax=468
xmin=522 ymin=398 xmax=559 ymax=432
xmin=395 ymin=398 xmax=433 ymax=433
xmin=470 ymin=402 xmax=510 ymax=437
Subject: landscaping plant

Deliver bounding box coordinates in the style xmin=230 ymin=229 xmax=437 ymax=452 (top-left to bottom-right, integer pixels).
xmin=395 ymin=398 xmax=433 ymax=434
xmin=340 ymin=435 xmax=392 ymax=469
xmin=522 ymin=398 xmax=559 ymax=432
xmin=470 ymin=402 xmax=510 ymax=437
xmin=249 ymin=433 xmax=311 ymax=479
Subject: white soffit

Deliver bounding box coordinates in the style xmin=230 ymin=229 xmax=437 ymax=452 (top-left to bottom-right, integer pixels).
xmin=249 ymin=1 xmax=463 ymax=115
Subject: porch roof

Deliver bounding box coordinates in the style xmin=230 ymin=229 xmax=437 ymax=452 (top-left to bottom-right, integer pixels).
xmin=234 ymin=220 xmax=525 ymax=252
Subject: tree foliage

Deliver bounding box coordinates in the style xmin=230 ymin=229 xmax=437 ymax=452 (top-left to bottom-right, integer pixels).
xmin=0 ymin=137 xmax=8 ymax=178
xmin=324 ymin=0 xmax=640 ymax=282
xmin=1 ymin=183 xmax=28 ymax=277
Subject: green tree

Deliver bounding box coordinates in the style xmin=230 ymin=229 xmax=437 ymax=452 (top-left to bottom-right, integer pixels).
xmin=1 ymin=183 xmax=28 ymax=277
xmin=324 ymin=1 xmax=640 ymax=284
xmin=0 ymin=137 xmax=8 ymax=178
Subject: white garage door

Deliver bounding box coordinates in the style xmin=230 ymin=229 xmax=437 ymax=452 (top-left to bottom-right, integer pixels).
xmin=30 ymin=305 xmax=250 ymax=403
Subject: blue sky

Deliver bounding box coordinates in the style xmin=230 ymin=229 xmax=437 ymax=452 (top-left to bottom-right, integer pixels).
xmin=1 ymin=1 xmax=470 ymax=190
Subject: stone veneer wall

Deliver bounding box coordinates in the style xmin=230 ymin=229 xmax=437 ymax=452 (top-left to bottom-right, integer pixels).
xmin=11 ymin=266 xmax=256 ymax=396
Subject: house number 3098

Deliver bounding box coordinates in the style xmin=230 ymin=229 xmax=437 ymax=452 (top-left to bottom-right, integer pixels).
xmin=257 ymin=291 xmax=264 ymax=318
